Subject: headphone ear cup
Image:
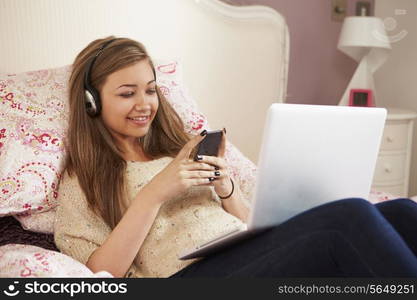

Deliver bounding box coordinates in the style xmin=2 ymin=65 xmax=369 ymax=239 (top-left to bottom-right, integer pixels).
xmin=84 ymin=87 xmax=101 ymax=117
xmin=83 ymin=38 xmax=116 ymax=117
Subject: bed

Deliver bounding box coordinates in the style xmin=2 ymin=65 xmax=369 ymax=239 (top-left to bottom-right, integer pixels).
xmin=0 ymin=0 xmax=399 ymax=278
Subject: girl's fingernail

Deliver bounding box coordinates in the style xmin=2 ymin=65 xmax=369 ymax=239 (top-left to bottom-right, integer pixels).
xmin=215 ymin=166 xmax=220 ymax=170
xmin=196 ymin=155 xmax=203 ymax=160
xmin=200 ymin=130 xmax=207 ymax=136
xmin=209 ymin=177 xmax=215 ymax=182
xmin=214 ymin=171 xmax=220 ymax=176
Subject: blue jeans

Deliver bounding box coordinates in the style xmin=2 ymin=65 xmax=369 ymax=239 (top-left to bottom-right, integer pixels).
xmin=169 ymin=198 xmax=417 ymax=277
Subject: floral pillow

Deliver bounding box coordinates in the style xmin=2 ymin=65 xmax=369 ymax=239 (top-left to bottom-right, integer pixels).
xmin=0 ymin=244 xmax=113 ymax=277
xmin=368 ymin=190 xmax=401 ymax=204
xmin=0 ymin=65 xmax=71 ymax=217
xmin=13 ymin=207 xmax=57 ymax=234
xmin=4 ymin=59 xmax=258 ymax=234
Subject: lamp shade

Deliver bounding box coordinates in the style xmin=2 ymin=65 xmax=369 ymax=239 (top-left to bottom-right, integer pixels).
xmin=337 ymin=16 xmax=391 ymax=106
xmin=338 ymin=17 xmax=391 ymax=62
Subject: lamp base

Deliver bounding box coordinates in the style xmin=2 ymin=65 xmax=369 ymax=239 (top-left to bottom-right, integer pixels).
xmin=338 ymin=57 xmax=376 ymax=106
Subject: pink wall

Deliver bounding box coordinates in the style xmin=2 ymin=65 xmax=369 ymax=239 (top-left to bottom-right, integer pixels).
xmin=223 ymin=0 xmax=374 ymax=105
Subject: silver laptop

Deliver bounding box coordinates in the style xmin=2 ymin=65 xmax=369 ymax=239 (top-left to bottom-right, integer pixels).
xmin=179 ymin=103 xmax=387 ymax=260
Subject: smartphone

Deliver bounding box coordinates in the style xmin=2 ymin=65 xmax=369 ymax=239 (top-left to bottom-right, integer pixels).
xmin=194 ymin=130 xmax=223 ymax=160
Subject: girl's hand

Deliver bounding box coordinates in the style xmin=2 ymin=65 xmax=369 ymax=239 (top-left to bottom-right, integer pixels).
xmin=195 ymin=128 xmax=233 ymax=198
xmin=145 ymin=130 xmax=219 ymax=205
xmin=194 ymin=128 xmax=250 ymax=222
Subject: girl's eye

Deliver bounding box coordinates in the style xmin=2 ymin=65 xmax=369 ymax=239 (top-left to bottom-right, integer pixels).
xmin=120 ymin=90 xmax=156 ymax=98
xmin=120 ymin=92 xmax=134 ymax=98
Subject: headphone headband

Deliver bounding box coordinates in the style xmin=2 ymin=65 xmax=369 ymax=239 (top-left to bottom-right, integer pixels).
xmin=84 ymin=38 xmax=117 ymax=117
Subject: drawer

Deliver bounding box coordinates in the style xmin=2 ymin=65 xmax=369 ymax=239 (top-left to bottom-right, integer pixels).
xmin=371 ymin=184 xmax=406 ymax=198
xmin=373 ymin=154 xmax=406 ymax=183
xmin=380 ymin=121 xmax=409 ymax=151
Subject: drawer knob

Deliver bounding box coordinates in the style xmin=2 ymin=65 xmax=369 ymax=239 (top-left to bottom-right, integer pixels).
xmin=386 ymin=136 xmax=394 ymax=143
xmin=384 ymin=165 xmax=392 ymax=173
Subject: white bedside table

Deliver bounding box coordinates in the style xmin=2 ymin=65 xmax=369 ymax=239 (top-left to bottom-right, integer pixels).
xmin=371 ymin=108 xmax=417 ymax=197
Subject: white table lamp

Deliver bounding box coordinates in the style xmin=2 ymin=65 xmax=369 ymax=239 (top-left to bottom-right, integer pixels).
xmin=337 ymin=16 xmax=391 ymax=106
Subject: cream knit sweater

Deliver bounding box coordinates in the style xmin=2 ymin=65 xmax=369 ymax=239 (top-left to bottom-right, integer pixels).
xmin=54 ymin=156 xmax=247 ymax=278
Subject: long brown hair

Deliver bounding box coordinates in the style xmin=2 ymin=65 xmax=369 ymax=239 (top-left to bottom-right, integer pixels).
xmin=66 ymin=36 xmax=196 ymax=229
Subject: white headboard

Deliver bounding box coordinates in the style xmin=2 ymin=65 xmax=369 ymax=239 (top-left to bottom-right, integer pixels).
xmin=0 ymin=0 xmax=289 ymax=163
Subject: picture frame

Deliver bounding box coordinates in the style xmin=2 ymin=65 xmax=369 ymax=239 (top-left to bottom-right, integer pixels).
xmin=349 ymin=89 xmax=374 ymax=107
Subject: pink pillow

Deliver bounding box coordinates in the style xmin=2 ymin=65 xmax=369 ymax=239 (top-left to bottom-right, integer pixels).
xmin=0 ymin=244 xmax=112 ymax=277
xmin=14 ymin=207 xmax=57 ymax=234
xmin=0 ymin=65 xmax=71 ymax=217
xmin=368 ymin=189 xmax=400 ymax=204
xmin=155 ymin=59 xmax=209 ymax=133
xmin=6 ymin=59 xmax=257 ymax=234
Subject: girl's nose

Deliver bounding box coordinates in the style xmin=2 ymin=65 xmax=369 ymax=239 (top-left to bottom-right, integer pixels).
xmin=133 ymin=94 xmax=150 ymax=111
xmin=133 ymin=93 xmax=146 ymax=106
